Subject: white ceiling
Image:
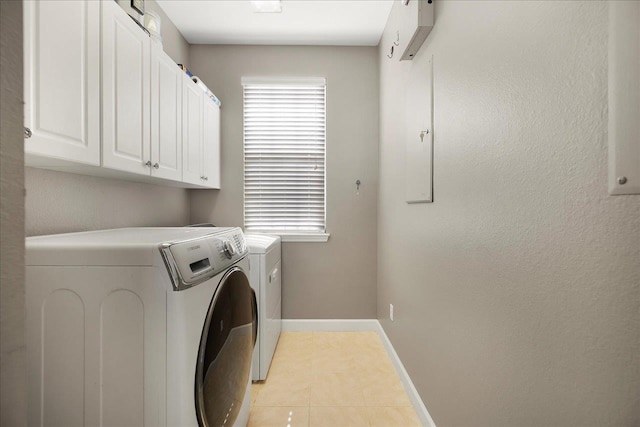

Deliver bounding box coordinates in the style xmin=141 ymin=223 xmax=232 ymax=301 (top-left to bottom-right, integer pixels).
xmin=154 ymin=0 xmax=394 ymax=46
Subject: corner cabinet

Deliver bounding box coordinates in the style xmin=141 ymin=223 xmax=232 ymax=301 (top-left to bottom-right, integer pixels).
xmin=182 ymin=76 xmax=204 ymax=186
xmin=23 ymin=0 xmax=101 ymax=165
xmin=23 ymin=0 xmax=219 ymax=189
xmin=183 ymin=77 xmax=220 ymax=189
xmin=202 ymin=98 xmax=221 ymax=189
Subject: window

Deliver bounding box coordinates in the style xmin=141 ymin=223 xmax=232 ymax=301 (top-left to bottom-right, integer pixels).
xmin=242 ymin=77 xmax=327 ymax=239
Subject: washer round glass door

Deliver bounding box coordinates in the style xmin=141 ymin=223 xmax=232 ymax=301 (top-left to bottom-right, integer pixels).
xmin=195 ymin=266 xmax=256 ymax=427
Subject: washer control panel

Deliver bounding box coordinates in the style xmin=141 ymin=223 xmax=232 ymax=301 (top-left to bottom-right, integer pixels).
xmin=160 ymin=228 xmax=248 ymax=291
xmin=222 ymin=239 xmax=236 ymax=259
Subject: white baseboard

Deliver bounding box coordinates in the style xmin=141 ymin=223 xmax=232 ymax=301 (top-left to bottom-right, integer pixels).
xmin=282 ymin=318 xmax=380 ymax=332
xmin=374 ymin=322 xmax=437 ymax=427
xmin=280 ymin=319 xmax=436 ymax=427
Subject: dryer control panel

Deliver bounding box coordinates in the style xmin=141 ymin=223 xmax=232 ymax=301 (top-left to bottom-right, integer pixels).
xmin=160 ymin=228 xmax=247 ymax=291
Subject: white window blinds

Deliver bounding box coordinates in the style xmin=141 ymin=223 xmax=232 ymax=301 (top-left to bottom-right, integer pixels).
xmin=242 ymin=78 xmax=326 ymax=233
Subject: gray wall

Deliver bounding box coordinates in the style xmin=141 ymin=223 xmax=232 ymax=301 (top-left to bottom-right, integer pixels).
xmin=377 ymin=1 xmax=640 ymax=426
xmin=188 ymin=45 xmax=379 ymax=319
xmin=25 ymin=0 xmax=191 ymax=236
xmin=0 ymin=0 xmax=27 ymax=425
xmin=25 ymin=171 xmax=191 ymax=236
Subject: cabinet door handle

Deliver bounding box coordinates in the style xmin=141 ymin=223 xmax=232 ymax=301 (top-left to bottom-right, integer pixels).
xmin=153 ymin=163 xmax=159 ymax=169
xmin=145 ymin=161 xmax=152 ymax=167
xmin=24 ymin=127 xmax=32 ymax=139
xmin=203 ymin=176 xmax=208 ymax=181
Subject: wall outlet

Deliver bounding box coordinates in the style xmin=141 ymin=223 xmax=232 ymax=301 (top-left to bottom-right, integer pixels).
xmin=390 ymin=303 xmax=394 ymax=321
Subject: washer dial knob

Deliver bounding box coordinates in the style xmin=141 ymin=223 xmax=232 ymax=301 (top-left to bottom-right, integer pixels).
xmin=222 ymin=239 xmax=236 ymax=259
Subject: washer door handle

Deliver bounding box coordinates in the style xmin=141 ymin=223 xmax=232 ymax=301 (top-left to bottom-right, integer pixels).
xmin=251 ymin=288 xmax=258 ymax=347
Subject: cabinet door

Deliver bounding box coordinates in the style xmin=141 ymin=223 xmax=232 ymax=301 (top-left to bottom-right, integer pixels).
xmin=182 ymin=77 xmax=204 ymax=185
xmin=24 ymin=0 xmax=100 ymax=165
xmin=150 ymin=42 xmax=182 ymax=181
xmin=101 ymin=0 xmax=151 ymax=175
xmin=202 ymin=99 xmax=221 ymax=189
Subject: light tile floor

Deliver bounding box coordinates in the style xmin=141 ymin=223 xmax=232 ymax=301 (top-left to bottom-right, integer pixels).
xmin=249 ymin=331 xmax=421 ymax=427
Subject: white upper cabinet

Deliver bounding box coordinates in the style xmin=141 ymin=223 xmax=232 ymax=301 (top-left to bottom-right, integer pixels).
xmin=202 ymin=99 xmax=221 ymax=189
xmin=150 ymin=42 xmax=182 ymax=181
xmin=101 ymin=0 xmax=151 ymax=175
xmin=182 ymin=76 xmax=204 ymax=186
xmin=24 ymin=0 xmax=101 ymax=165
xmin=183 ymin=76 xmax=221 ymax=189
xmin=24 ymin=0 xmax=221 ymax=188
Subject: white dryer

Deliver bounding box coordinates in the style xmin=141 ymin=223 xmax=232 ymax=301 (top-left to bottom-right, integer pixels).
xmin=26 ymin=227 xmax=256 ymax=427
xmin=245 ymin=234 xmax=282 ymax=381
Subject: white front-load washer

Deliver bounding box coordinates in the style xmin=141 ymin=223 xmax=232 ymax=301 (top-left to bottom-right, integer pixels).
xmin=26 ymin=227 xmax=256 ymax=427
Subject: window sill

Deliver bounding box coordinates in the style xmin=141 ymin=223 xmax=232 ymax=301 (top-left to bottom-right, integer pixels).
xmin=247 ymin=232 xmax=330 ymax=243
